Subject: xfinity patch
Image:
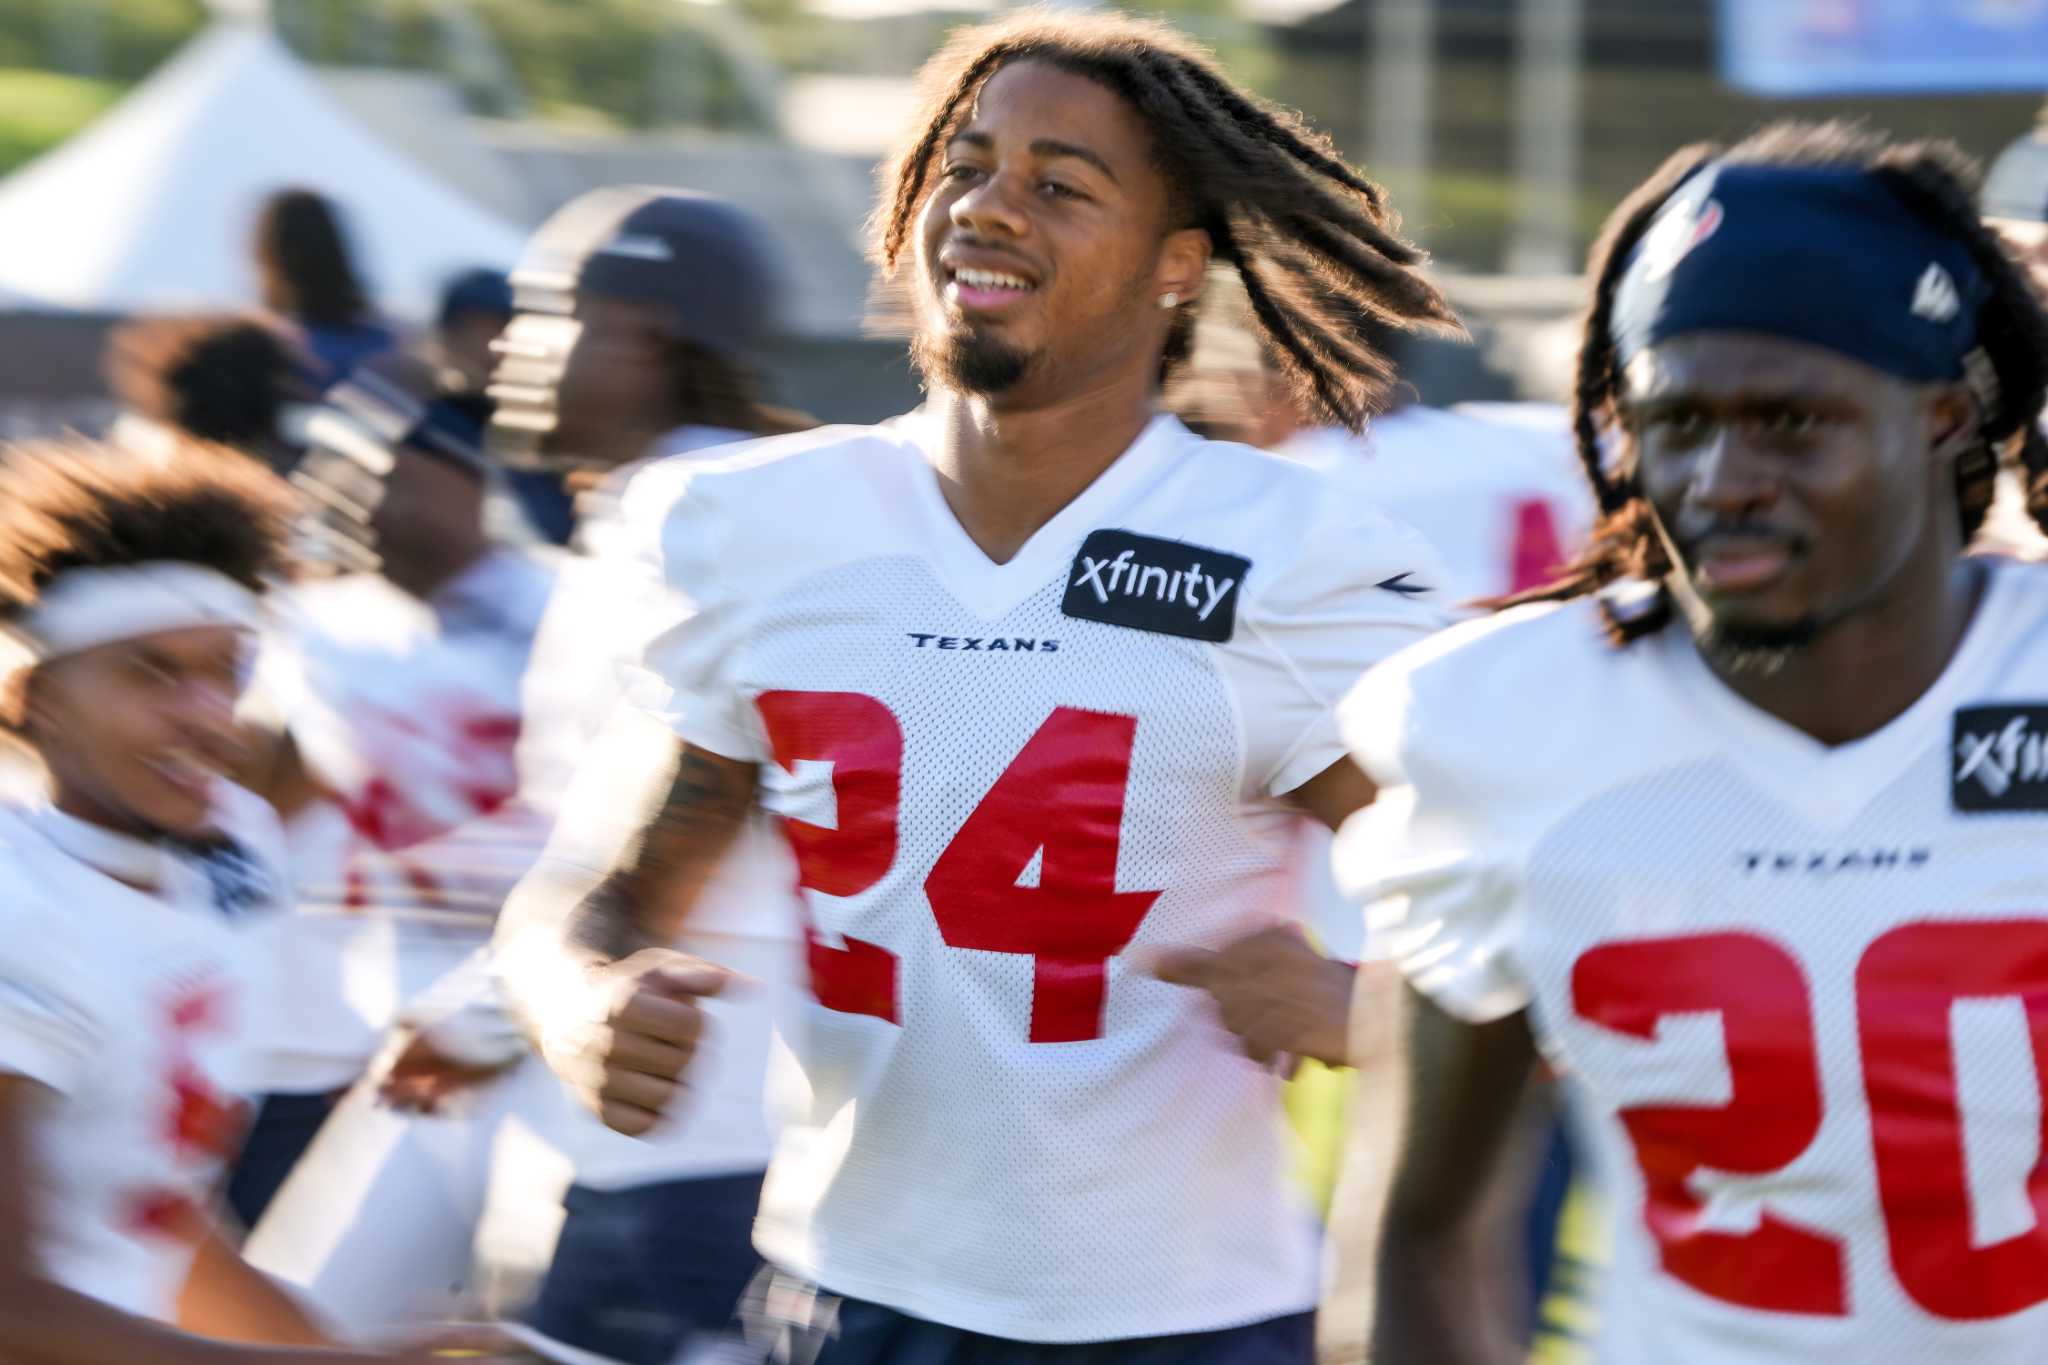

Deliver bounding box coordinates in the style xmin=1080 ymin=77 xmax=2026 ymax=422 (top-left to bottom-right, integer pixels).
xmin=1952 ymin=705 xmax=2048 ymax=812
xmin=1062 ymin=530 xmax=1249 ymax=643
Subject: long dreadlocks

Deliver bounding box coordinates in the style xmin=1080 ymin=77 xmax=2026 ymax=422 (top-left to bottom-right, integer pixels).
xmin=871 ymin=8 xmax=1463 ymax=433
xmin=1514 ymin=121 xmax=2048 ymax=643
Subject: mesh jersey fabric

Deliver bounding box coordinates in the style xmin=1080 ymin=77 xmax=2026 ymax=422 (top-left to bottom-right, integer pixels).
xmin=1337 ymin=560 xmax=2048 ymax=1363
xmin=618 ymin=413 xmax=1448 ymax=1341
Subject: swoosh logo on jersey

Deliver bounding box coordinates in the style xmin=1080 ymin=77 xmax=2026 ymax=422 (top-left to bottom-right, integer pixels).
xmin=1376 ymin=572 xmax=1431 ymax=597
xmin=1062 ymin=529 xmax=1249 ymax=643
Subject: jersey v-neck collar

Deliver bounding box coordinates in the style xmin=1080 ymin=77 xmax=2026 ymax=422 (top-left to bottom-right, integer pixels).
xmin=897 ymin=413 xmax=1190 ymax=621
xmin=1657 ymin=559 xmax=2020 ymax=831
xmin=24 ymin=801 xmax=178 ymax=894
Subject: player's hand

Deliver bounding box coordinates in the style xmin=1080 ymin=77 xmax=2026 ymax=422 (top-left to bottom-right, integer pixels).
xmin=378 ymin=1031 xmax=519 ymax=1115
xmin=567 ymin=947 xmax=733 ymax=1136
xmin=1150 ymin=926 xmax=1357 ymax=1069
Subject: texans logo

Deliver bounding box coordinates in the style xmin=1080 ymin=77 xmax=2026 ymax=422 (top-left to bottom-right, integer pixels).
xmin=1639 ymin=196 xmax=1724 ymax=282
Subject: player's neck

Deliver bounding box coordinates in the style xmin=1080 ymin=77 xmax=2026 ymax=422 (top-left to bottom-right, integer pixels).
xmin=1696 ymin=557 xmax=1986 ymax=746
xmin=927 ymin=380 xmax=1159 ymax=564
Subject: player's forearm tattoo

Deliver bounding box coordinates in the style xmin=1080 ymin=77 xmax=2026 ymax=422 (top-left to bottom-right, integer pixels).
xmin=564 ymin=872 xmax=659 ymax=961
xmin=568 ymin=745 xmax=758 ymax=958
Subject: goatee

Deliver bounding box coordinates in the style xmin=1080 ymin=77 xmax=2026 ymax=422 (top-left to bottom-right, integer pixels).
xmin=1698 ymin=616 xmax=1823 ymax=677
xmin=912 ymin=325 xmax=1032 ymax=395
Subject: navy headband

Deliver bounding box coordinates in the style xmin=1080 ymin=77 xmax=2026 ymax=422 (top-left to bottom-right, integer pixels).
xmin=1612 ymin=163 xmax=1988 ymax=383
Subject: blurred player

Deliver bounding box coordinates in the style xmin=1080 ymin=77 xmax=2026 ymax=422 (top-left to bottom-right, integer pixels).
xmin=500 ymin=12 xmax=1460 ymax=1360
xmin=1343 ymin=124 xmax=2048 ymax=1363
xmin=101 ymin=313 xmax=311 ymax=473
xmin=251 ymin=191 xmax=813 ymax=1362
xmin=229 ymin=358 xmax=556 ymax=1225
xmin=253 ymin=189 xmax=398 ymax=389
xmin=430 ymin=269 xmax=516 ymax=406
xmin=1974 ymin=104 xmax=2048 ymax=559
xmin=451 ymin=189 xmax=810 ymax=1363
xmin=0 ymin=439 xmax=516 ymax=1364
xmin=1982 ymin=104 xmax=2048 ymax=288
xmin=1167 ymin=286 xmax=1597 ymax=1351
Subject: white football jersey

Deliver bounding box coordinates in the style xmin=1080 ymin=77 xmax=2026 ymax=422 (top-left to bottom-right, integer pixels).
xmin=0 ymin=786 xmax=285 ymax=1318
xmin=1277 ymin=404 xmax=1594 ymax=957
xmin=1279 ymin=404 xmax=1593 ymax=612
xmin=625 ymin=412 xmax=1448 ymax=1340
xmin=1337 ymin=560 xmax=2048 ymax=1363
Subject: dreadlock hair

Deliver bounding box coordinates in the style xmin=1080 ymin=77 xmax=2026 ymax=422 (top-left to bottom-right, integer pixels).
xmin=664 ymin=338 xmax=814 ymax=439
xmin=1512 ymin=120 xmax=2048 ymax=644
xmin=870 ymin=8 xmax=1462 ymax=432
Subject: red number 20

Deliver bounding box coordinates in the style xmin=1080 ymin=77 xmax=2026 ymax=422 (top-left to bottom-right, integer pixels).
xmin=756 ymin=691 xmax=1160 ymax=1043
xmin=1574 ymin=923 xmax=2048 ymax=1322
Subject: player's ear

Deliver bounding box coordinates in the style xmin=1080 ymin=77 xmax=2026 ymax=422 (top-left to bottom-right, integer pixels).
xmin=15 ymin=667 xmax=55 ymax=741
xmin=1154 ymin=228 xmax=1212 ymax=310
xmin=1923 ymin=381 xmax=1980 ymax=467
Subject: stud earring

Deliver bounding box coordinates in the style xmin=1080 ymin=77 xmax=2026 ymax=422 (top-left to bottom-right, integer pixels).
xmin=1158 ymin=291 xmax=1180 ymax=310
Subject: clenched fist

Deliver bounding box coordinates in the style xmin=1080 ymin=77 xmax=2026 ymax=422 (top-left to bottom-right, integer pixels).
xmin=549 ymin=948 xmax=734 ymax=1135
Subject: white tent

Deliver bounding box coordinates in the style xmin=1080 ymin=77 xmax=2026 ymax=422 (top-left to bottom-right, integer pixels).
xmin=0 ymin=23 xmax=526 ymax=320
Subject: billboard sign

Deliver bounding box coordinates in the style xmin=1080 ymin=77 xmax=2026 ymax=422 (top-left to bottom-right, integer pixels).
xmin=1721 ymin=0 xmax=2048 ymax=95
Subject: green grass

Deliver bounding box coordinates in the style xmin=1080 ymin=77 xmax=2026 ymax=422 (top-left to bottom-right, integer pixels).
xmin=0 ymin=68 xmax=124 ymax=178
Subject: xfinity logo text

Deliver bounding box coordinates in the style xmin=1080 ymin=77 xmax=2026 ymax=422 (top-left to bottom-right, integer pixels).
xmin=1073 ymin=549 xmax=1236 ymax=622
xmin=1061 ymin=529 xmax=1250 ymax=643
xmin=1953 ymin=705 xmax=2048 ymax=812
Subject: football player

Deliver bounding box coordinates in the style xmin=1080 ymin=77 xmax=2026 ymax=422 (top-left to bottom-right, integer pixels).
xmin=1347 ymin=123 xmax=2048 ymax=1363
xmin=498 ymin=11 xmax=1460 ymax=1361
xmin=0 ymin=439 xmax=517 ymax=1363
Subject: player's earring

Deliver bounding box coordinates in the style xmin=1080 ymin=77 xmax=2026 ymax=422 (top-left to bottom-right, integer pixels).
xmin=1158 ymin=291 xmax=1180 ymax=310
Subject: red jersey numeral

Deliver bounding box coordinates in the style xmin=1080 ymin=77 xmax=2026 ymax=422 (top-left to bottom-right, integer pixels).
xmin=925 ymin=708 xmax=1161 ymax=1043
xmin=1577 ymin=921 xmax=2048 ymax=1322
xmin=757 ymin=690 xmax=903 ymax=1023
xmin=1858 ymin=920 xmax=2048 ymax=1321
xmin=1573 ymin=933 xmax=1846 ymax=1315
xmin=756 ymin=694 xmax=1159 ymax=1042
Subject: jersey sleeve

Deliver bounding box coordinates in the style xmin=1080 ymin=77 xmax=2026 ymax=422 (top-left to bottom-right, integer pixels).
xmin=1331 ymin=654 xmax=1532 ymax=1023
xmin=1242 ymin=512 xmax=1451 ymax=796
xmin=0 ymin=903 xmax=97 ymax=1092
xmin=622 ymin=462 xmax=768 ymax=763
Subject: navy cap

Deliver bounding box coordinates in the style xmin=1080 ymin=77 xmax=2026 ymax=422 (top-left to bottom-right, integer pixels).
xmin=437 ymin=268 xmax=514 ymax=330
xmin=509 ymin=186 xmax=785 ymax=359
xmin=1983 ymin=122 xmax=2048 ymax=224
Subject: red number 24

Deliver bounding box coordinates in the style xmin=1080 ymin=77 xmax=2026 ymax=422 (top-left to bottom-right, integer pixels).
xmin=754 ymin=690 xmax=1160 ymax=1043
xmin=1575 ymin=923 xmax=2048 ymax=1322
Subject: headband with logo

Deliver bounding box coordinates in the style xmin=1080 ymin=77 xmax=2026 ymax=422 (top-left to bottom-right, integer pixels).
xmin=1612 ymin=163 xmax=1989 ymax=383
